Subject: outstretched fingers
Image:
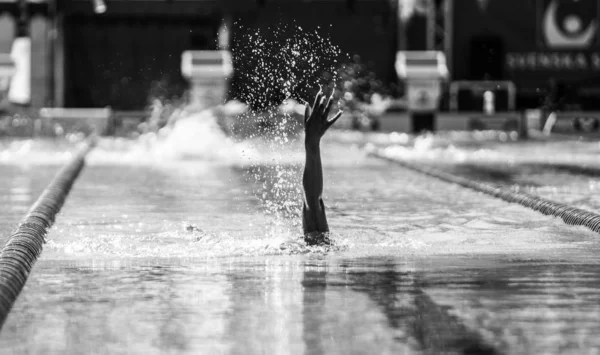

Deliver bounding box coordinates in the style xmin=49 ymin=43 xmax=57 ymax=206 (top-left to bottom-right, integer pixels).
xmin=312 ymin=87 xmax=323 ymax=111
xmin=323 ymin=91 xmax=334 ymax=119
xmin=307 ymin=86 xmax=341 ymax=129
xmin=326 ymin=110 xmax=343 ymax=129
xmin=304 ymin=103 xmax=311 ymax=124
xmin=319 ymin=95 xmax=326 ymax=112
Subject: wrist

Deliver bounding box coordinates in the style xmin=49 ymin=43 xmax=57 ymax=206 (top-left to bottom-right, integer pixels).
xmin=304 ymin=138 xmax=321 ymax=151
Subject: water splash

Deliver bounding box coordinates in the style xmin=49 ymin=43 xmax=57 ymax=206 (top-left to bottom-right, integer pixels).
xmin=224 ymin=21 xmax=346 ymax=235
xmin=230 ymin=20 xmax=342 ymax=110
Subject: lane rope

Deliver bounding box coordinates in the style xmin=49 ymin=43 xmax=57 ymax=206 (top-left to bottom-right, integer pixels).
xmin=0 ymin=140 xmax=95 ymax=329
xmin=367 ymin=145 xmax=600 ymax=235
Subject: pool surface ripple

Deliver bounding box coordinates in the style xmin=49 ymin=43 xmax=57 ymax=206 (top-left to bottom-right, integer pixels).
xmin=1 ymin=133 xmax=600 ymax=354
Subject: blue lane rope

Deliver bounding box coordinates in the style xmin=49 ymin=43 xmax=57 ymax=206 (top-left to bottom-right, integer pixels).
xmin=0 ymin=140 xmax=94 ymax=329
xmin=367 ymin=146 xmax=600 ymax=235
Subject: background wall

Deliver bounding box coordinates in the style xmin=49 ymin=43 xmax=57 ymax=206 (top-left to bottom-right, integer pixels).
xmin=452 ymin=0 xmax=600 ymax=109
xmin=63 ymin=14 xmax=220 ymax=109
xmin=230 ymin=0 xmax=398 ymax=109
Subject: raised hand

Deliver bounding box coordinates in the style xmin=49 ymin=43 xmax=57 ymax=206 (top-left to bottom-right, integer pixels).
xmin=301 ymin=87 xmax=342 ymax=245
xmin=304 ymin=87 xmax=342 ymax=146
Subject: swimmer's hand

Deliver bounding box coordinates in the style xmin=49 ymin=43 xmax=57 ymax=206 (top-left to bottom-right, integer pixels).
xmin=304 ymin=87 xmax=342 ymax=147
xmin=301 ymin=88 xmax=340 ymax=245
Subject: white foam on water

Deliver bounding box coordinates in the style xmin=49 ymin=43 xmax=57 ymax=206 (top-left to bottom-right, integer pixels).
xmin=42 ymin=221 xmax=353 ymax=260
xmin=0 ymin=138 xmax=80 ymax=166
xmin=366 ymin=131 xmax=600 ymax=169
xmin=88 ymin=113 xmax=264 ymax=167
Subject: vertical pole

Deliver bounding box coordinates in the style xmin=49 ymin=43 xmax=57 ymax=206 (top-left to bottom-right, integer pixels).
xmin=219 ymin=14 xmax=232 ymax=101
xmin=426 ymin=0 xmax=435 ymax=50
xmin=53 ymin=12 xmax=64 ymax=108
xmin=9 ymin=0 xmax=32 ymax=108
xmin=218 ymin=14 xmax=231 ymax=50
xmin=48 ymin=0 xmax=56 ymax=107
xmin=18 ymin=0 xmax=28 ymax=37
xmin=30 ymin=16 xmax=49 ymax=108
xmin=444 ymin=0 xmax=453 ymax=82
xmin=395 ymin=0 xmax=407 ymax=51
xmin=0 ymin=13 xmax=16 ymax=53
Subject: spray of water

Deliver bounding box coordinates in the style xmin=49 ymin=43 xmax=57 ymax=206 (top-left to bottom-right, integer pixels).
xmin=223 ymin=20 xmax=347 ymax=243
xmin=230 ymin=21 xmax=341 ymax=110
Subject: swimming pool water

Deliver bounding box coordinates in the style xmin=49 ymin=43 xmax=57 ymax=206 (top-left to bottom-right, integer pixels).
xmin=1 ymin=131 xmax=600 ymax=354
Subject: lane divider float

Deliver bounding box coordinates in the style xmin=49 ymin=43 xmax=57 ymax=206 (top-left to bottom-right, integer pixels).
xmin=367 ymin=145 xmax=600 ymax=235
xmin=0 ymin=139 xmax=95 ymax=329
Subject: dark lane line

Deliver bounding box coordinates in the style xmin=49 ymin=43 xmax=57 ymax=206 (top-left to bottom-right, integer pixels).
xmin=523 ymin=162 xmax=600 ymax=178
xmin=0 ymin=141 xmax=94 ymax=329
xmin=446 ymin=162 xmax=600 ymax=185
xmin=443 ymin=164 xmax=540 ymax=186
xmin=368 ymin=147 xmax=600 ymax=236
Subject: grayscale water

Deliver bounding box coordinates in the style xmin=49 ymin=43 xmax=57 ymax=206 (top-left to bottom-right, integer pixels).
xmin=2 ymin=126 xmax=600 ymax=354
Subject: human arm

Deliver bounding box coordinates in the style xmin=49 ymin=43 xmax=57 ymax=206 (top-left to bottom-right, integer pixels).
xmin=302 ymin=88 xmax=342 ymax=244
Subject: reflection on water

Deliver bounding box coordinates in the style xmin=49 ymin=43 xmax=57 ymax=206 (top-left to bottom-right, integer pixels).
xmin=0 ymin=261 xmax=233 ymax=354
xmin=341 ymin=264 xmax=496 ymax=354
xmin=423 ymin=263 xmax=600 ymax=354
xmin=2 ymin=258 xmax=600 ymax=354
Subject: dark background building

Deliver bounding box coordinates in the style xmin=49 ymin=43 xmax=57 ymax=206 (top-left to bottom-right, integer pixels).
xmin=8 ymin=0 xmax=592 ymax=113
xmin=1 ymin=0 xmax=405 ymax=111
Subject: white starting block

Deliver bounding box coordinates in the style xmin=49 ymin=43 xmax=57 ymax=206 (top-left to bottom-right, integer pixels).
xmin=181 ymin=50 xmax=233 ymax=108
xmin=396 ymin=51 xmax=448 ymax=132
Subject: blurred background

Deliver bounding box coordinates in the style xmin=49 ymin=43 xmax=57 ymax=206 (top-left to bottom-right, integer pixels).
xmin=0 ymin=0 xmax=598 ymax=134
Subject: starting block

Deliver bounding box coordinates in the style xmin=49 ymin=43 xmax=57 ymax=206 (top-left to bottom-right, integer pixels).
xmin=396 ymin=51 xmax=448 ymax=132
xmin=181 ymin=50 xmax=233 ymax=108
